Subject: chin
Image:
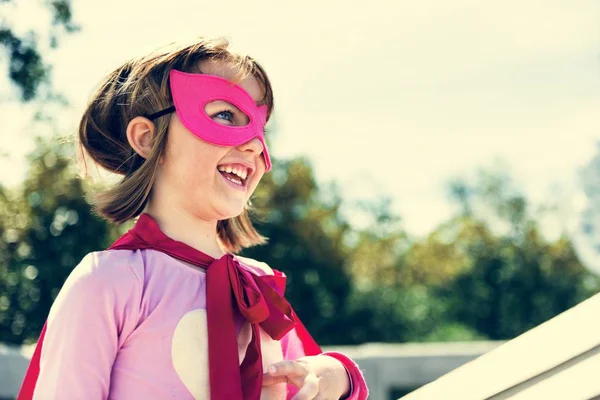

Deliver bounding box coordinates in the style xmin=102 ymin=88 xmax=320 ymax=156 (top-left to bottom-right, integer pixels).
xmin=216 ymin=204 xmax=247 ymax=221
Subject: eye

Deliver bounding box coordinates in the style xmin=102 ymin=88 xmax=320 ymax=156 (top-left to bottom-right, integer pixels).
xmin=204 ymin=100 xmax=250 ymax=126
xmin=213 ymin=109 xmax=235 ymax=125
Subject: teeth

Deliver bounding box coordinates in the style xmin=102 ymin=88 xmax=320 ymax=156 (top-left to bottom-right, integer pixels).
xmin=225 ymin=175 xmax=242 ymax=185
xmin=218 ymin=165 xmax=248 ymax=181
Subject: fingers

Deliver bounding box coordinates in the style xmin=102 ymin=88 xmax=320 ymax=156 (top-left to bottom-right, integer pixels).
xmin=261 ymin=373 xmax=288 ymax=386
xmin=262 ymin=360 xmax=308 ymax=387
xmin=263 ymin=357 xmax=334 ymax=399
xmin=291 ymin=372 xmax=320 ymax=400
xmin=267 ymin=360 xmax=306 ymax=379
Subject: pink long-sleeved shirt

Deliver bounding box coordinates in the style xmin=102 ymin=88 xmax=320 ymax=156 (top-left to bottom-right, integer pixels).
xmin=33 ymin=248 xmax=366 ymax=399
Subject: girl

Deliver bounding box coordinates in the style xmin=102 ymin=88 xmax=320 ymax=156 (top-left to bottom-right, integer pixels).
xmin=18 ymin=38 xmax=369 ymax=400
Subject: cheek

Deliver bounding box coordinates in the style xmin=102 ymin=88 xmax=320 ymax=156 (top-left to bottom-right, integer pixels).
xmin=159 ymin=147 xmax=215 ymax=191
xmin=249 ymin=168 xmax=266 ymax=192
xmin=168 ymin=137 xmax=224 ymax=177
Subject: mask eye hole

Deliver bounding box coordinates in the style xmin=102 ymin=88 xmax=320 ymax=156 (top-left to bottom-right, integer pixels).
xmin=204 ymin=101 xmax=250 ymax=126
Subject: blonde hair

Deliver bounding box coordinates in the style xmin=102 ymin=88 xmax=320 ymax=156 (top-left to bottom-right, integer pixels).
xmin=78 ymin=37 xmax=272 ymax=253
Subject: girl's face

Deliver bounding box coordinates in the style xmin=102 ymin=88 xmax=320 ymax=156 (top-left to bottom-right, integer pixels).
xmin=154 ymin=60 xmax=267 ymax=222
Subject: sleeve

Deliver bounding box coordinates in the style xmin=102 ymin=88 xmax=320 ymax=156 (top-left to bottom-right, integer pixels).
xmin=33 ymin=252 xmax=141 ymax=400
xmin=280 ymin=328 xmax=369 ymax=400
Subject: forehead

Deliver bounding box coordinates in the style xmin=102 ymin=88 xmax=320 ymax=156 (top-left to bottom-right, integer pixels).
xmin=197 ymin=60 xmax=265 ymax=105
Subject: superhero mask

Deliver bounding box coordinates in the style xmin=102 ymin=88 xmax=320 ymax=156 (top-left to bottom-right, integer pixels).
xmin=148 ymin=69 xmax=272 ymax=171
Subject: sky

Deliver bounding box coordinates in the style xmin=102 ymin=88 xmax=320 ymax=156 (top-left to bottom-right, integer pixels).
xmin=1 ymin=0 xmax=600 ymax=237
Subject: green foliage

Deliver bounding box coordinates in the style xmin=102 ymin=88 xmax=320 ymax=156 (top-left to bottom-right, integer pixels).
xmin=0 ymin=29 xmax=48 ymax=101
xmin=344 ymin=198 xmax=408 ymax=289
xmin=438 ymin=228 xmax=598 ymax=340
xmin=436 ymin=170 xmax=600 ymax=340
xmin=0 ymin=0 xmax=78 ymax=101
xmin=0 ymin=138 xmax=114 ymax=344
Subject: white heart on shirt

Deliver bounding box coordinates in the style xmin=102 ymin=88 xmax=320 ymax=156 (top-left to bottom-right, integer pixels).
xmin=171 ymin=309 xmax=287 ymax=400
xmin=171 ymin=309 xmax=210 ymax=400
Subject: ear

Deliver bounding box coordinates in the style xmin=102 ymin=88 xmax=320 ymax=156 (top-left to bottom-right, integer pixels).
xmin=126 ymin=116 xmax=156 ymax=159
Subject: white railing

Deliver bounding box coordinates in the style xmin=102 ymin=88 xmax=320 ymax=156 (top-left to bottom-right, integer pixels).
xmin=402 ymin=292 xmax=600 ymax=400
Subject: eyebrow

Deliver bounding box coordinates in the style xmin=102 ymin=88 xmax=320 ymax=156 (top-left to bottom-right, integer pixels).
xmin=197 ymin=67 xmax=267 ymax=107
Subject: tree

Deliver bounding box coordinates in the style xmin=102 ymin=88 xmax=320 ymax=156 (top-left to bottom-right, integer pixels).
xmin=0 ymin=138 xmax=115 ymax=344
xmin=345 ymin=166 xmax=600 ymax=344
xmin=436 ymin=168 xmax=600 ymax=339
xmin=0 ymin=0 xmax=78 ymax=101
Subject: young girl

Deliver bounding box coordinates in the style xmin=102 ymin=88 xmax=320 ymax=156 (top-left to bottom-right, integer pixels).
xmin=18 ymin=38 xmax=369 ymax=400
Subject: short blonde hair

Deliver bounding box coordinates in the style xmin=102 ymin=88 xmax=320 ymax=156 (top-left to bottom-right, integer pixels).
xmin=78 ymin=37 xmax=273 ymax=253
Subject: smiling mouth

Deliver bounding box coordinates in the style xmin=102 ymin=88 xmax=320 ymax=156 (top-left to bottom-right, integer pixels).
xmin=217 ymin=166 xmax=248 ymax=187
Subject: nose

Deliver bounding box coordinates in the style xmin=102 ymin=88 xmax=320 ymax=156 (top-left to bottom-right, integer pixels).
xmin=236 ymin=137 xmax=264 ymax=157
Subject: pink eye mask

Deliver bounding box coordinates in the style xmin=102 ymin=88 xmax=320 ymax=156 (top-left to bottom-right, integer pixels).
xmin=147 ymin=69 xmax=272 ymax=171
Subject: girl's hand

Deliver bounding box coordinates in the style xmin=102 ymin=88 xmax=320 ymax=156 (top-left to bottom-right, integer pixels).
xmin=262 ymin=355 xmax=351 ymax=400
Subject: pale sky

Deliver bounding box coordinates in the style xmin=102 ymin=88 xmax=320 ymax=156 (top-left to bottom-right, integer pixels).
xmin=1 ymin=0 xmax=599 ymax=237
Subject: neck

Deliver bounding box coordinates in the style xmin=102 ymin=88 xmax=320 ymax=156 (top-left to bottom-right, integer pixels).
xmin=143 ymin=198 xmax=226 ymax=259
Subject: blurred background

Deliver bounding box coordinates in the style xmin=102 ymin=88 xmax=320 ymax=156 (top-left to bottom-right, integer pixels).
xmin=1 ymin=1 xmax=600 ymax=399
